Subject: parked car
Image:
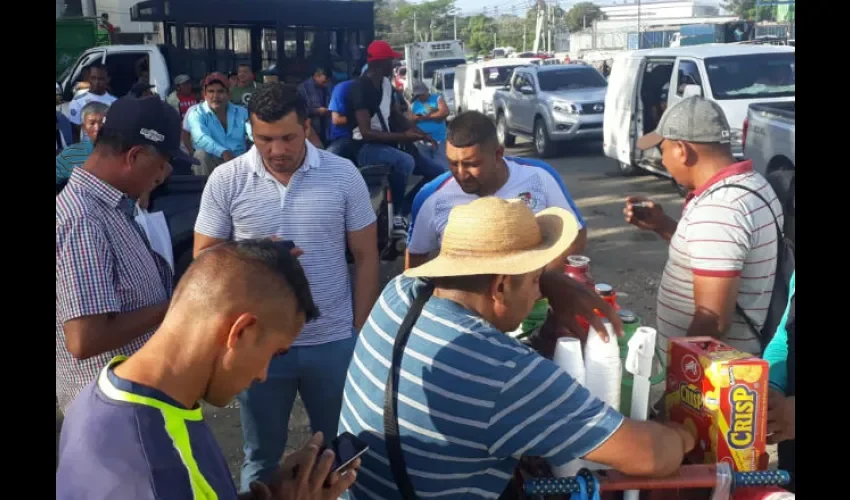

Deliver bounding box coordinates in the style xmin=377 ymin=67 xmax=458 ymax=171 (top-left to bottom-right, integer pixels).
xmin=493 ymin=65 xmax=607 ymax=157
xmin=430 ymin=68 xmax=456 ymax=119
xmin=744 ymin=101 xmax=794 ymax=176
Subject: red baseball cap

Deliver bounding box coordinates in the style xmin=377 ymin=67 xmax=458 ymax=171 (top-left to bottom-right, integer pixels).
xmin=367 ymin=41 xmax=402 ymax=63
xmin=203 ymin=72 xmax=230 ymax=89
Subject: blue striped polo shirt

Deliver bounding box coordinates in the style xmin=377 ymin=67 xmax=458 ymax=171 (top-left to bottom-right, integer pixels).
xmin=339 ymin=276 xmax=624 ymax=500
xmin=56 ymin=141 xmax=94 ymax=184
xmin=57 ymin=357 xmax=236 ymax=500
xmin=194 ymin=142 xmax=376 ymax=362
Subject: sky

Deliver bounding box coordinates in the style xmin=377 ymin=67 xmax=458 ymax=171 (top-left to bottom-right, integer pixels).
xmin=452 ymin=0 xmax=725 ymax=17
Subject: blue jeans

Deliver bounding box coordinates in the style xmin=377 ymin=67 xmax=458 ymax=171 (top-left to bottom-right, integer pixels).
xmin=236 ymin=335 xmax=357 ymax=492
xmin=358 ymin=143 xmax=447 ymax=217
xmin=326 ymin=137 xmax=358 ymax=163
xmin=358 ymin=144 xmax=414 ymax=215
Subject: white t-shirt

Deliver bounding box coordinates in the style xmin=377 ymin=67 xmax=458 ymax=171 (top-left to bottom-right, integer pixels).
xmin=407 ymin=157 xmax=586 ymax=255
xmin=352 ymin=77 xmax=392 ymax=140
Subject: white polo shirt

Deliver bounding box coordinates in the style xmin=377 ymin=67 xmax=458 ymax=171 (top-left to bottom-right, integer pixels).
xmin=194 ymin=142 xmax=376 ymax=355
xmin=656 ymin=160 xmax=783 ymax=356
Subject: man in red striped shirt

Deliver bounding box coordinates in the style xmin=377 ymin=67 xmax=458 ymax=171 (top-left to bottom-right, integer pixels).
xmin=623 ymin=97 xmax=782 ymax=357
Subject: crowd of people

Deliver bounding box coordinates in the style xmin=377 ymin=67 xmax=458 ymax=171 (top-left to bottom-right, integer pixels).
xmin=56 ymin=39 xmax=796 ymax=499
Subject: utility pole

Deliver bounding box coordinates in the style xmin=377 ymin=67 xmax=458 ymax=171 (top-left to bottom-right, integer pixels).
xmin=454 ymin=15 xmax=457 ymax=40
xmin=413 ymin=11 xmax=418 ymax=42
xmin=523 ymin=24 xmax=527 ymax=52
xmin=637 ymin=0 xmax=642 ymax=49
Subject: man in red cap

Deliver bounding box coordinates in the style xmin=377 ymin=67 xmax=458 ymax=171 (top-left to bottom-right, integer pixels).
xmin=344 ymin=40 xmax=447 ymax=234
xmin=185 ymin=72 xmax=250 ymax=175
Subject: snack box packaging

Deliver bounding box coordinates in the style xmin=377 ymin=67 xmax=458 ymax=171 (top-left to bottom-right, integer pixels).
xmin=665 ymin=337 xmax=769 ymax=471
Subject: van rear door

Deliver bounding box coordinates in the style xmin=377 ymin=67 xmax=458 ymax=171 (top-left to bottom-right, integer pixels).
xmin=603 ymin=54 xmax=644 ymax=166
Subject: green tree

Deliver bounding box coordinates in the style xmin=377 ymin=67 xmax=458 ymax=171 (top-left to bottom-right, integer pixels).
xmin=465 ymin=14 xmax=496 ymax=54
xmin=563 ymin=2 xmax=604 ymax=33
xmin=720 ymin=0 xmax=777 ymax=21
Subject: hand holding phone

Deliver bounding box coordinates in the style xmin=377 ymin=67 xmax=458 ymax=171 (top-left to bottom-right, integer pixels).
xmin=276 ymin=432 xmax=361 ymax=500
xmin=623 ymin=196 xmax=666 ymax=232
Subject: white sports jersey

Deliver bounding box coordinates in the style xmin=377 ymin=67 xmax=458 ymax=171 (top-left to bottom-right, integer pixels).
xmin=407 ymin=157 xmax=586 ymax=255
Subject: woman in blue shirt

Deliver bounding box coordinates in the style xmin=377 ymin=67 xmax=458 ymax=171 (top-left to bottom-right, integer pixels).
xmin=763 ymin=270 xmax=795 ymax=492
xmin=409 ymin=82 xmax=449 ymax=166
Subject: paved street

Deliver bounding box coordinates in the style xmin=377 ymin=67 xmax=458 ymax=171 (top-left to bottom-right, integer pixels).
xmin=56 ymin=139 xmax=777 ymax=479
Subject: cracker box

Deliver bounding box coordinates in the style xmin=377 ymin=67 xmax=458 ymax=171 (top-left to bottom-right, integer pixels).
xmin=665 ymin=337 xmax=769 ymax=471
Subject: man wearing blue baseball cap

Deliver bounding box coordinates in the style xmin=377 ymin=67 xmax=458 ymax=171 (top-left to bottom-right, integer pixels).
xmin=56 ymin=96 xmax=198 ymax=415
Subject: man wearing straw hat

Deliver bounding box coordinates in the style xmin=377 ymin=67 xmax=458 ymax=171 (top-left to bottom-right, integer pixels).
xmin=338 ymin=197 xmax=696 ymax=499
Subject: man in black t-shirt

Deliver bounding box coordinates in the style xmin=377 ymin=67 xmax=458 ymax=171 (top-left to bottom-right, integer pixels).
xmin=346 ymin=41 xmax=447 ymax=232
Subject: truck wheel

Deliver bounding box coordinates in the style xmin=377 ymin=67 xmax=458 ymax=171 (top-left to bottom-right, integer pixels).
xmin=534 ymin=118 xmax=556 ymax=158
xmin=618 ymin=161 xmax=639 ymax=176
xmin=497 ymin=114 xmax=516 ymax=147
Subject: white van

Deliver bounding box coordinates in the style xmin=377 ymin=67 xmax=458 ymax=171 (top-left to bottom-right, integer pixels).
xmin=454 ymin=59 xmax=535 ymax=118
xmin=603 ymin=44 xmax=795 ymax=177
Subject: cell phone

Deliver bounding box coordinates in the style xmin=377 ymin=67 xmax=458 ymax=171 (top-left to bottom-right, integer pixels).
xmin=290 ymin=432 xmax=369 ymax=481
xmin=278 ymin=240 xmax=295 ymax=251
xmin=325 ymin=432 xmax=369 ymax=474
xmin=631 ymin=201 xmax=652 ymax=221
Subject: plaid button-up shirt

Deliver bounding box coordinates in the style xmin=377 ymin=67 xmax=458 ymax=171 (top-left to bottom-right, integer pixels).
xmin=56 ymin=168 xmax=173 ymax=412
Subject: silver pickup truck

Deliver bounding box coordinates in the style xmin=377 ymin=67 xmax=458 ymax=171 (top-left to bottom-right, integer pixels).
xmin=493 ymin=65 xmax=608 ymax=158
xmin=744 ymin=102 xmax=795 ymax=175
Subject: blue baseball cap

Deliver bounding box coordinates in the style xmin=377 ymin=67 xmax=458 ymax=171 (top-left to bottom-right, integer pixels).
xmin=101 ymin=96 xmax=199 ymax=165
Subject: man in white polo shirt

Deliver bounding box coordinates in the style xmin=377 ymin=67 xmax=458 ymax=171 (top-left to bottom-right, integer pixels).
xmin=193 ymin=82 xmax=379 ymax=494
xmin=624 ymin=96 xmax=783 ymax=357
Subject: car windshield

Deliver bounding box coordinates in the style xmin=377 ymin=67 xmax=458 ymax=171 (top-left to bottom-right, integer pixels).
xmin=705 ymin=53 xmax=795 ymax=100
xmin=483 ymin=65 xmax=524 ymax=87
xmin=537 ymin=68 xmax=607 ymax=91
xmin=423 ymin=59 xmax=465 ymax=80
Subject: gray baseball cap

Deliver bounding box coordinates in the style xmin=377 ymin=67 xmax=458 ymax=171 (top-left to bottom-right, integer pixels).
xmin=173 ymin=74 xmax=191 ymax=85
xmin=636 ymin=96 xmax=732 ymax=150
xmin=412 ymin=81 xmax=429 ymax=97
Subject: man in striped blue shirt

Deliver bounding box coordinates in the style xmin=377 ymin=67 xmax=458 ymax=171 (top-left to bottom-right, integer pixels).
xmin=193 ymin=83 xmax=380 ymax=493
xmin=340 ymin=197 xmax=697 ymax=500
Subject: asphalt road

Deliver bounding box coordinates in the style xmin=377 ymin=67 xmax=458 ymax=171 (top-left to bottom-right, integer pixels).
xmin=56 ymin=139 xmax=777 ymax=480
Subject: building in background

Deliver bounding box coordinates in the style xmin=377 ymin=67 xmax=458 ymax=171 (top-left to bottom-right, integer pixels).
xmin=600 ymin=1 xmax=720 ymax=21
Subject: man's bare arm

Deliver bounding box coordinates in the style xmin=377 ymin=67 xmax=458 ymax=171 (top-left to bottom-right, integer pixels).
xmin=355 ymin=109 xmax=410 ymax=143
xmin=64 ymin=304 xmax=169 ymax=360
xmin=194 ymin=232 xmax=228 ymax=258
xmin=347 ymin=223 xmax=380 ymax=331
xmin=331 ymin=112 xmax=347 ymax=126
xmin=688 ymin=274 xmax=741 ymax=338
xmin=584 ymin=419 xmax=694 ymax=477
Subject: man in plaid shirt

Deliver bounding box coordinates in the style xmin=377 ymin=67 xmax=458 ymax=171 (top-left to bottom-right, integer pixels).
xmin=56 ymin=96 xmax=198 ymax=413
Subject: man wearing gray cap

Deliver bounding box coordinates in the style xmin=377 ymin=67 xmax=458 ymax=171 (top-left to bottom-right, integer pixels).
xmin=623 ymin=96 xmax=783 ymax=360
xmin=409 ymin=81 xmax=449 ymax=166
xmin=167 ymin=74 xmax=199 ymax=118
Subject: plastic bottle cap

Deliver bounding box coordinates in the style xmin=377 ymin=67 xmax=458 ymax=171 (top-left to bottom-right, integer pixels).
xmin=618 ymin=309 xmax=637 ymax=323
xmin=566 ymin=255 xmax=590 ymax=267
xmin=595 ymin=283 xmax=614 ymax=295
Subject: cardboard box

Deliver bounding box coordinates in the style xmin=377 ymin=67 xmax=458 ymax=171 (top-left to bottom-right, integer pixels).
xmin=665 ymin=337 xmax=769 ymax=471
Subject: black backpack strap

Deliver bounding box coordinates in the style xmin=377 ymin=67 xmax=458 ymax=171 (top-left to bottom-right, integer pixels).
xmin=383 ymin=281 xmax=434 ymax=500
xmin=703 ymin=183 xmax=783 ymax=341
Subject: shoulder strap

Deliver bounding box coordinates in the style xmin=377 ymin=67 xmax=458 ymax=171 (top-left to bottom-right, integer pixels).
xmin=383 ymin=281 xmax=434 ymax=500
xmin=702 ymin=183 xmax=783 ymax=340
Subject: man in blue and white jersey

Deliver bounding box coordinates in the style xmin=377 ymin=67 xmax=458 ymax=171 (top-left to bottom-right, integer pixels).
xmin=406 ymin=110 xmax=587 ymax=271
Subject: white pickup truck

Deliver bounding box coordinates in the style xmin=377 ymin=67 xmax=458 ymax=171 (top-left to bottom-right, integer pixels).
xmin=493 ymin=65 xmax=608 ymax=158
xmin=743 ymin=102 xmax=795 ymax=176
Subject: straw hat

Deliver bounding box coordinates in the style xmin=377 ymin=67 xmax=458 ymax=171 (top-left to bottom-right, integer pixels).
xmin=405 ymin=197 xmax=579 ymax=279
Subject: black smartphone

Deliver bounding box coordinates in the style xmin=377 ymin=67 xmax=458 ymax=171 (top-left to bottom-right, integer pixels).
xmin=631 ymin=201 xmax=652 ymax=221
xmin=292 ymin=432 xmax=369 ymax=480
xmin=278 ymin=240 xmax=295 ymax=251
xmin=325 ymin=432 xmax=369 ymax=474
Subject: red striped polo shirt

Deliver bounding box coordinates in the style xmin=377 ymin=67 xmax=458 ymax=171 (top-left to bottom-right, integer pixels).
xmin=656 ymin=160 xmax=783 ymax=356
